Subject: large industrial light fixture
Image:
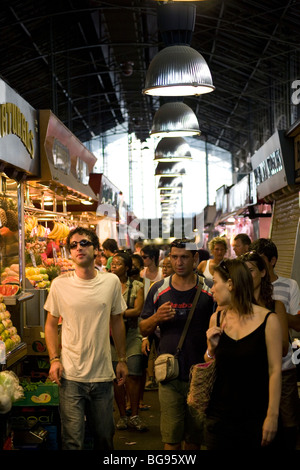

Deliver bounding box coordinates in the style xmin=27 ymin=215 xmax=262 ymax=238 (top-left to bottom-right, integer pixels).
xmin=143 ymin=45 xmax=214 ymax=97
xmin=150 ymin=102 xmax=200 ymax=137
xmin=158 ymin=177 xmax=183 ymax=190
xmin=155 ymin=162 xmax=186 ymax=177
xmin=154 ymin=137 xmax=192 ymax=162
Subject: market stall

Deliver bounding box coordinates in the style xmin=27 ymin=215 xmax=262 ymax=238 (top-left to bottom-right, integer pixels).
xmin=251 ymin=129 xmax=300 ymax=283
xmin=23 ymin=110 xmax=98 ymax=327
xmin=211 ymin=173 xmax=272 ymax=257
xmin=0 ymin=78 xmax=40 ymax=368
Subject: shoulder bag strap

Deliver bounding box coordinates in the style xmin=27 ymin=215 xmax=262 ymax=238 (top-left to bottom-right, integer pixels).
xmin=176 ymin=275 xmax=204 ymax=356
xmin=126 ymin=279 xmax=133 ymax=307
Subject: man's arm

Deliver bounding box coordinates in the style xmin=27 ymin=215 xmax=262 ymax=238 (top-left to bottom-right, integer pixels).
xmin=45 ymin=312 xmax=63 ymax=385
xmin=110 ymin=314 xmax=128 ymax=385
xmin=287 ymin=313 xmax=300 ymax=331
xmin=287 ymin=281 xmax=300 ymax=331
xmin=139 ymin=301 xmax=175 ymax=337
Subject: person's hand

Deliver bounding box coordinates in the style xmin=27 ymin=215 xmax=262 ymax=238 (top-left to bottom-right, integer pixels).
xmin=141 ymin=338 xmax=150 ymax=355
xmin=206 ymin=321 xmax=225 ymax=354
xmin=261 ymin=415 xmax=278 ymax=446
xmin=49 ymin=360 xmax=63 ymax=386
xmin=154 ymin=301 xmax=176 ymax=324
xmin=116 ymin=361 xmax=128 ymax=386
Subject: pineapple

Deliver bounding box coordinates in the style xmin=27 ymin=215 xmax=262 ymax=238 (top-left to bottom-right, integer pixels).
xmin=0 ymin=197 xmax=18 ymax=232
xmin=6 ymin=210 xmax=18 ymax=232
xmin=0 ymin=208 xmax=7 ymax=227
xmin=46 ymin=265 xmax=61 ymax=281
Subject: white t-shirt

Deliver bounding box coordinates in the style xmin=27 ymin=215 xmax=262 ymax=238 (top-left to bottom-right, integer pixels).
xmin=272 ymin=275 xmax=300 ymax=370
xmin=44 ymin=271 xmax=126 ymax=383
xmin=272 ymin=276 xmax=300 ymax=315
xmin=140 ymin=267 xmax=163 ymax=299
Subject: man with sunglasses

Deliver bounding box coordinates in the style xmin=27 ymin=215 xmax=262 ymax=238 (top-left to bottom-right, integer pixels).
xmin=140 ymin=238 xmax=214 ymax=450
xmin=44 ymin=227 xmax=128 ymax=450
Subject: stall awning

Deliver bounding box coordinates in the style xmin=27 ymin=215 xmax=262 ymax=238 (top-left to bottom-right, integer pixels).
xmin=38 ymin=110 xmax=97 ymax=202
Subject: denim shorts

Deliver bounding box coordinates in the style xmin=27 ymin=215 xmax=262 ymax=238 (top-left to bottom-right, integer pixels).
xmin=113 ymin=354 xmax=143 ymax=376
xmin=59 ymin=378 xmax=114 ymax=450
xmin=158 ymin=379 xmax=205 ymax=445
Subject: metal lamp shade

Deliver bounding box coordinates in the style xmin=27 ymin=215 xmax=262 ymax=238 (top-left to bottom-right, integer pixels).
xmin=158 ymin=176 xmax=183 ymax=190
xmin=151 ymin=102 xmax=200 ymax=137
xmin=154 ymin=137 xmax=192 ymax=162
xmin=155 ymin=161 xmax=186 ymax=177
xmin=143 ymin=45 xmax=214 ymax=96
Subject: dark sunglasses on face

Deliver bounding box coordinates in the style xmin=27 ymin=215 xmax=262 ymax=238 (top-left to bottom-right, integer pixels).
xmin=141 ymin=255 xmax=149 ymax=259
xmin=69 ymin=239 xmax=94 ymax=250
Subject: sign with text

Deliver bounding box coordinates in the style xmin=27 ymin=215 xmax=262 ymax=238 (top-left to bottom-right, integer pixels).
xmin=0 ymin=78 xmax=39 ymax=176
xmin=251 ymin=130 xmax=294 ymax=199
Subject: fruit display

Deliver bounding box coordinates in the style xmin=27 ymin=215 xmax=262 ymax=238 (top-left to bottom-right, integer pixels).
xmin=1 ymin=263 xmax=20 ymax=284
xmin=0 ymin=198 xmax=19 ymax=267
xmin=47 ymin=221 xmax=71 ymax=241
xmin=43 ymin=257 xmax=74 ymax=274
xmin=0 ymin=298 xmax=21 ymax=352
xmin=0 ymin=197 xmax=18 ymax=232
xmin=25 ymin=215 xmax=38 ymax=236
xmin=0 ymin=285 xmax=20 ymax=296
xmin=25 ymin=266 xmax=51 ymax=289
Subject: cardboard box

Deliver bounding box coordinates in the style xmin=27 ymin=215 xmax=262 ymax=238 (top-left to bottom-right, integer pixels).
xmin=23 ymin=325 xmax=61 ymax=356
xmin=14 ymin=380 xmax=59 ymax=407
xmin=23 ymin=326 xmax=48 ymax=355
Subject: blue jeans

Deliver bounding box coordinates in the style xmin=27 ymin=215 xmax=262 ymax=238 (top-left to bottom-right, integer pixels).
xmin=59 ymin=378 xmax=115 ymax=450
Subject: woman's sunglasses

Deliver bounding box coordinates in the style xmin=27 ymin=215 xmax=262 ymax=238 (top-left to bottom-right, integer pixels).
xmin=218 ymin=260 xmax=230 ymax=275
xmin=69 ymin=239 xmax=94 ymax=250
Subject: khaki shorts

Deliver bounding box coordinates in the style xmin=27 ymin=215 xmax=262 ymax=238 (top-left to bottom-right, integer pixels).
xmin=158 ymin=379 xmax=205 ymax=445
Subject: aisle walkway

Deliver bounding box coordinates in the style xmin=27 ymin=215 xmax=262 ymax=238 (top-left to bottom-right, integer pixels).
xmin=113 ymin=389 xmax=163 ymax=451
xmin=113 ymin=386 xmax=300 ymax=451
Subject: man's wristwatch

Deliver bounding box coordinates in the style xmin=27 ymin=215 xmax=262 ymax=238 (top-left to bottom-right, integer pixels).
xmin=118 ymin=357 xmax=127 ymax=363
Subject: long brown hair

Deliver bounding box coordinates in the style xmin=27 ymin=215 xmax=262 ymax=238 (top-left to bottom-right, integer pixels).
xmin=214 ymin=259 xmax=256 ymax=315
xmin=239 ymin=251 xmax=274 ymax=309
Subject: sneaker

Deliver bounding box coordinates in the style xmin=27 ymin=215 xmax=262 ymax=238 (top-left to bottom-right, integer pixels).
xmin=129 ymin=415 xmax=148 ymax=432
xmin=116 ymin=416 xmax=129 ymax=430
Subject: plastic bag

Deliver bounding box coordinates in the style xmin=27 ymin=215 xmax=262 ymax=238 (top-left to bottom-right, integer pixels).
xmin=0 ymin=370 xmax=24 ymax=414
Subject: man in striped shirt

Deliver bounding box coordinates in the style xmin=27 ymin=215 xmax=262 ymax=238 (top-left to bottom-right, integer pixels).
xmin=140 ymin=238 xmax=214 ymax=451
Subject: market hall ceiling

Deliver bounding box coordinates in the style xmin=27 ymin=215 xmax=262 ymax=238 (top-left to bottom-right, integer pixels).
xmin=1 ymin=0 xmax=300 ymax=170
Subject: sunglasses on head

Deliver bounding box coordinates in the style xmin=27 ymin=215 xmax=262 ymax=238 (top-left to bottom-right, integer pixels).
xmin=69 ymin=239 xmax=94 ymax=250
xmin=218 ymin=260 xmax=230 ymax=275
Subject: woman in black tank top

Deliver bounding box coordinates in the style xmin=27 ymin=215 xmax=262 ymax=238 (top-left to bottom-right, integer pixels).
xmin=240 ymin=251 xmax=289 ymax=356
xmin=204 ymin=259 xmax=282 ymax=450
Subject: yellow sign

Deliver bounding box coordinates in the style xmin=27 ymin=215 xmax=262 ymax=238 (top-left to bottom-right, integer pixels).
xmin=0 ymin=102 xmax=34 ymax=158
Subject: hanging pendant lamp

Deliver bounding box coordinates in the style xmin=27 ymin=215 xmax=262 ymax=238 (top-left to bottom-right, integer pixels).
xmin=154 ymin=137 xmax=192 ymax=162
xmin=158 ymin=176 xmax=183 ymax=190
xmin=155 ymin=161 xmax=186 ymax=177
xmin=143 ymin=45 xmax=214 ymax=97
xmin=150 ymin=102 xmax=200 ymax=137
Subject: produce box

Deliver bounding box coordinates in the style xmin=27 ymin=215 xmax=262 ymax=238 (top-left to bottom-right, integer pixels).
xmin=14 ymin=379 xmax=59 ymax=406
xmin=23 ymin=325 xmax=61 ymax=356
xmin=23 ymin=326 xmax=48 ymax=355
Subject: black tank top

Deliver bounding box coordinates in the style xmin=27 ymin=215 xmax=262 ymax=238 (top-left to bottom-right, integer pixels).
xmin=207 ymin=312 xmax=273 ymax=421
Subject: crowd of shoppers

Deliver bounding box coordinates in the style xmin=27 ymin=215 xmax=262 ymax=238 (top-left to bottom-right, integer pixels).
xmin=44 ymin=229 xmax=299 ymax=451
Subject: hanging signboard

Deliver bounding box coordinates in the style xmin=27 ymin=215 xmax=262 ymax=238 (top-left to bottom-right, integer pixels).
xmin=0 ymin=78 xmax=39 ymax=176
xmin=39 ymin=110 xmax=97 ymax=201
xmin=250 ymin=130 xmax=294 ymax=199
